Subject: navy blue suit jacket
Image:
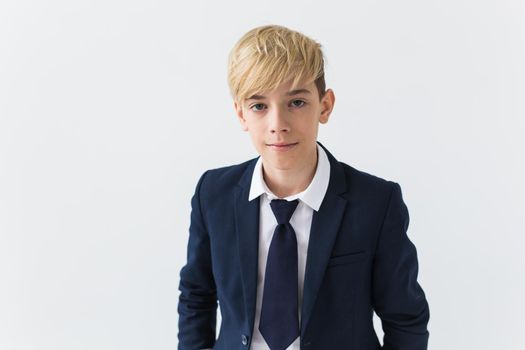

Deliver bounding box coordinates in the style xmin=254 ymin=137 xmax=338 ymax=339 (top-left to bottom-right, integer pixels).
xmin=178 ymin=141 xmax=429 ymax=350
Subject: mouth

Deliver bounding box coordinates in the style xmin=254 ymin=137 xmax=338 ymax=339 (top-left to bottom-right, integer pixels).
xmin=266 ymin=142 xmax=299 ymax=151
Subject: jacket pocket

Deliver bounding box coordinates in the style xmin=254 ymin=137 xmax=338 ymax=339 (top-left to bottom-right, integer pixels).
xmin=326 ymin=251 xmax=367 ymax=267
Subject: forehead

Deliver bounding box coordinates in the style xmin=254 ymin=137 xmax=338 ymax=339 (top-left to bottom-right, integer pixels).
xmin=245 ymin=81 xmax=315 ymax=101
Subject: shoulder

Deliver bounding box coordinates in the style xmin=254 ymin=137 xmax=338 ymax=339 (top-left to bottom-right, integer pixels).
xmin=331 ymin=162 xmax=407 ymax=227
xmin=338 ymin=161 xmax=399 ymax=201
xmin=319 ymin=142 xmax=399 ymax=198
xmin=195 ymin=156 xmax=258 ymax=194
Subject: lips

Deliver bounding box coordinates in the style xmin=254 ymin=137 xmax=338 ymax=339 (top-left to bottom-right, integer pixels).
xmin=266 ymin=142 xmax=298 ymax=152
xmin=268 ymin=142 xmax=298 ymax=147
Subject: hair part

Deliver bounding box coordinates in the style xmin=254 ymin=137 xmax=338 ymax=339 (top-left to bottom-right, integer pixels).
xmin=227 ymin=24 xmax=326 ymax=104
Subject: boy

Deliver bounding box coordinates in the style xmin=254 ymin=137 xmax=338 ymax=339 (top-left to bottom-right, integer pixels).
xmin=177 ymin=24 xmax=429 ymax=350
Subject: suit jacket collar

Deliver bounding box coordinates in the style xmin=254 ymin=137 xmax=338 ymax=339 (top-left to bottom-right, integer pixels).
xmin=234 ymin=140 xmax=349 ymax=338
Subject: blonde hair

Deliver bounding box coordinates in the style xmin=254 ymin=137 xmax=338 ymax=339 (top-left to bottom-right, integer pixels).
xmin=227 ymin=24 xmax=326 ymax=104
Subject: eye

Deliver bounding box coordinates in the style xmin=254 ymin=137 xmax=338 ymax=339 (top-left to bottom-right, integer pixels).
xmin=249 ymin=103 xmax=266 ymax=112
xmin=291 ymin=100 xmax=306 ymax=108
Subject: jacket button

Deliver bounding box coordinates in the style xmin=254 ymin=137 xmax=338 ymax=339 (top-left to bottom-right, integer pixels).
xmin=241 ymin=334 xmax=249 ymax=346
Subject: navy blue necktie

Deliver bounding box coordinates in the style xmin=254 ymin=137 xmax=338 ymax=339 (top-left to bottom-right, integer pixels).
xmin=259 ymin=198 xmax=300 ymax=350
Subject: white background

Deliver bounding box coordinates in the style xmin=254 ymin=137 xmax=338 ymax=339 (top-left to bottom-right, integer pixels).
xmin=1 ymin=0 xmax=524 ymax=349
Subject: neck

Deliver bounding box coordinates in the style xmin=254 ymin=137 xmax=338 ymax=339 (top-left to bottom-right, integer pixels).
xmin=262 ymin=146 xmax=318 ymax=198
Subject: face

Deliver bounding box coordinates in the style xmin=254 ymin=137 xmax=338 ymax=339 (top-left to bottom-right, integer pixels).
xmin=234 ymin=80 xmax=335 ymax=171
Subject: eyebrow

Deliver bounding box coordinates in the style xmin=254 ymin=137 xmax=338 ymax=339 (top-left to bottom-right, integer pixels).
xmin=246 ymin=88 xmax=312 ymax=101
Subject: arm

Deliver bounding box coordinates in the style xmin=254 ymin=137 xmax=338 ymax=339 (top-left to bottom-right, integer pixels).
xmin=177 ymin=170 xmax=217 ymax=350
xmin=372 ymin=182 xmax=430 ymax=350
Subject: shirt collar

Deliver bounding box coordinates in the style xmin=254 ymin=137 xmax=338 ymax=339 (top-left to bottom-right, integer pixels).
xmin=248 ymin=143 xmax=331 ymax=212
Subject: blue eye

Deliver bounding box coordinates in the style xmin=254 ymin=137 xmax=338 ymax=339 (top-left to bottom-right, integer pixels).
xmin=250 ymin=103 xmax=265 ymax=112
xmin=291 ymin=100 xmax=306 ymax=107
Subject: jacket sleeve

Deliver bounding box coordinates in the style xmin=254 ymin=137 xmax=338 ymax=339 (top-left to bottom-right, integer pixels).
xmin=372 ymin=182 xmax=430 ymax=350
xmin=177 ymin=170 xmax=217 ymax=350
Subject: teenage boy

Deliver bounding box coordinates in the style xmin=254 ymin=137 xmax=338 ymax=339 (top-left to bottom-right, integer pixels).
xmin=177 ymin=24 xmax=430 ymax=350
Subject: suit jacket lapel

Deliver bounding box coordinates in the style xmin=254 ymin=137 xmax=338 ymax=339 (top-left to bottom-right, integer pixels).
xmin=300 ymin=141 xmax=348 ymax=337
xmin=234 ymin=158 xmax=260 ymax=336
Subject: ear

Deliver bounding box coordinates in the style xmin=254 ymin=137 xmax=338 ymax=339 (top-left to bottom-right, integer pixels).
xmin=234 ymin=101 xmax=249 ymax=131
xmin=319 ymin=89 xmax=335 ymax=124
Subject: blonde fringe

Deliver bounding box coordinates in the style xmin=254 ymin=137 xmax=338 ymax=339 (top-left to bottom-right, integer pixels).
xmin=227 ymin=25 xmax=326 ymax=103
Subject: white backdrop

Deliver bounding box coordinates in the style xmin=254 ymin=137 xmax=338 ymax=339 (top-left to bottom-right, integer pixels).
xmin=1 ymin=0 xmax=524 ymax=349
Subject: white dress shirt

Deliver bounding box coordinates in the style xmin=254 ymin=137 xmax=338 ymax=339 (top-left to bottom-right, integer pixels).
xmin=247 ymin=143 xmax=331 ymax=350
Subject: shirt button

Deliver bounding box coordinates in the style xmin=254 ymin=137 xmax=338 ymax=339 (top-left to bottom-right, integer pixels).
xmin=241 ymin=334 xmax=249 ymax=346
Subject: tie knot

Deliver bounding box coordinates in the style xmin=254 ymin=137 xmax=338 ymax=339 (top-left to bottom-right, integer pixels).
xmin=269 ymin=199 xmax=299 ymax=225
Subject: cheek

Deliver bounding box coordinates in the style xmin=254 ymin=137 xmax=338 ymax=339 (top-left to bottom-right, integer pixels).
xmin=246 ymin=122 xmax=263 ymax=135
xmin=246 ymin=129 xmax=263 ymax=144
xmin=296 ymin=122 xmax=318 ymax=135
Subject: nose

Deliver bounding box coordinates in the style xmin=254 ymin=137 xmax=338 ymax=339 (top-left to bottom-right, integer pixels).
xmin=268 ymin=106 xmax=290 ymax=134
